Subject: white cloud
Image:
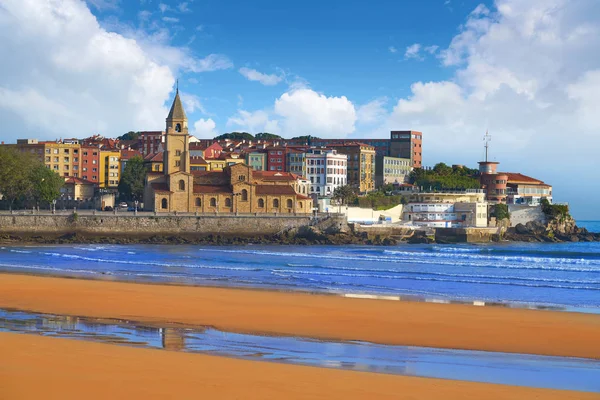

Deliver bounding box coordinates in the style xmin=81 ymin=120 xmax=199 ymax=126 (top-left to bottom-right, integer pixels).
xmin=193 ymin=118 xmax=217 ymax=138
xmin=180 ymin=92 xmax=206 ymax=115
xmin=162 ymin=16 xmax=179 ymax=23
xmin=386 ymin=0 xmax=600 ymax=218
xmin=86 ymin=0 xmax=120 ymax=11
xmin=177 ymin=2 xmax=190 ymax=12
xmin=424 ymin=45 xmax=439 ymax=54
xmin=0 ymin=0 xmax=229 ymax=142
xmin=404 ymin=43 xmax=423 ymax=60
xmin=227 ymin=110 xmax=280 ymax=134
xmin=239 ymin=67 xmax=283 ymax=86
xmin=389 ymin=46 xmax=398 ymax=53
xmin=158 ymin=3 xmax=169 ymax=13
xmin=274 ymin=89 xmax=356 ymax=137
xmin=357 ymin=98 xmax=388 ymax=125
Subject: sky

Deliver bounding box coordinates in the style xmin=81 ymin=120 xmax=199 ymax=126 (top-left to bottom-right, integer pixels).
xmin=0 ymin=0 xmax=599 ymax=219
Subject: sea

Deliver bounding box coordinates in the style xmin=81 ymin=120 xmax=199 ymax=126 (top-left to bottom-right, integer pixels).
xmin=2 ymin=234 xmax=600 ymax=313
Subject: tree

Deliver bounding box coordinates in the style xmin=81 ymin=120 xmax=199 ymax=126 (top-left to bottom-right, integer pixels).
xmin=255 ymin=132 xmax=282 ymax=140
xmin=332 ymin=185 xmax=357 ymax=205
xmin=0 ymin=147 xmax=36 ymax=210
xmin=214 ymin=132 xmax=254 ymax=141
xmin=290 ymin=135 xmax=320 ymax=145
xmin=30 ymin=165 xmax=64 ymax=208
xmin=118 ymin=131 xmax=140 ymax=141
xmin=409 ymin=164 xmax=480 ymax=191
xmin=491 ymin=203 xmax=510 ymax=221
xmin=118 ymin=156 xmax=146 ymax=202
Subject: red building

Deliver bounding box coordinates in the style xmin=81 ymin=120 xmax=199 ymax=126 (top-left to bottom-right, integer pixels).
xmin=120 ymin=149 xmax=142 ymax=173
xmin=80 ymin=145 xmax=101 ymax=183
xmin=139 ymin=131 xmax=164 ymax=157
xmin=267 ymin=147 xmax=287 ymax=171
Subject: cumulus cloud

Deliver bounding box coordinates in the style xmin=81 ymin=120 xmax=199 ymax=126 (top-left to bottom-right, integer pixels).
xmin=227 ymin=109 xmax=280 ymax=134
xmin=274 ymin=89 xmax=357 ymax=137
xmin=357 ymin=98 xmax=388 ymax=125
xmin=0 ymin=0 xmax=230 ymax=141
xmin=86 ymin=0 xmax=120 ymax=11
xmin=387 ymin=0 xmax=600 ymax=218
xmin=388 ymin=46 xmax=398 ymax=53
xmin=193 ymin=118 xmax=217 ymax=138
xmin=162 ymin=16 xmax=179 ymax=23
xmin=239 ymin=67 xmax=283 ymax=86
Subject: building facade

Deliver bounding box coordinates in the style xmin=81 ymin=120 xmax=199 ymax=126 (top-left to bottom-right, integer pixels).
xmin=375 ymin=156 xmax=412 ymax=187
xmin=329 ymin=143 xmax=375 ymax=193
xmin=305 ymin=148 xmax=347 ymax=197
xmin=81 ymin=145 xmax=100 ymax=183
xmin=245 ymin=151 xmax=267 ymax=171
xmin=390 ymin=131 xmax=422 ymax=168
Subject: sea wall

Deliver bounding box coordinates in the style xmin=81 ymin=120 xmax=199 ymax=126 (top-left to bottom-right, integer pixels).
xmin=508 ymin=205 xmax=545 ymax=227
xmin=0 ymin=213 xmax=339 ymax=237
xmin=435 ymin=227 xmax=498 ymax=243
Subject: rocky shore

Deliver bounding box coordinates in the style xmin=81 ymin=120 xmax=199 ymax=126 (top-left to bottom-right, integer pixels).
xmin=503 ymin=220 xmax=600 ymax=243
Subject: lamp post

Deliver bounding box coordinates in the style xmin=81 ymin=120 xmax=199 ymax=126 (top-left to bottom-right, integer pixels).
xmin=52 ymin=199 xmax=56 ymax=214
xmin=134 ymin=200 xmax=138 ymax=215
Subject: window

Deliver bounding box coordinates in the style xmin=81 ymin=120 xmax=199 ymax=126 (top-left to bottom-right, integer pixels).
xmin=238 ymin=175 xmax=245 ymax=181
xmin=195 ymin=198 xmax=201 ymax=207
xmin=258 ymin=198 xmax=264 ymax=208
xmin=64 ymin=149 xmax=69 ymax=154
xmin=175 ymin=150 xmax=181 ymax=156
xmin=225 ymin=198 xmax=232 ymax=207
xmin=154 ymin=164 xmax=160 ymax=171
xmin=299 ymin=202 xmax=303 ymax=209
xmin=92 ymin=176 xmax=97 ymax=180
xmin=273 ymin=199 xmax=279 ymax=208
xmin=178 ymin=180 xmax=185 ymax=191
xmin=175 ymin=161 xmax=181 ymax=167
xmin=92 ymin=160 xmax=97 ymax=164
xmin=210 ymin=198 xmax=216 ymax=207
xmin=161 ymin=198 xmax=168 ymax=209
xmin=287 ymin=199 xmax=293 ymax=208
xmin=175 ymin=123 xmax=181 ymax=132
xmin=241 ymin=189 xmax=248 ymax=201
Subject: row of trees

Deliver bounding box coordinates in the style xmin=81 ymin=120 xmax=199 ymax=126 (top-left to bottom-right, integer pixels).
xmin=409 ymin=163 xmax=480 ymax=191
xmin=0 ymin=147 xmax=64 ymax=210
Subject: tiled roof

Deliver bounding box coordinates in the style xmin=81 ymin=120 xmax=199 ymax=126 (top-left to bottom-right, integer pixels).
xmin=253 ymin=171 xmax=297 ymax=181
xmin=502 ymin=172 xmax=549 ymax=186
xmin=151 ymin=183 xmax=172 ymax=193
xmin=255 ymin=185 xmax=297 ymax=195
xmin=144 ymin=152 xmax=163 ymax=162
xmin=64 ymin=177 xmax=95 ymax=185
xmin=190 ymin=156 xmax=207 ymax=165
xmin=193 ymin=185 xmax=231 ymax=194
xmin=296 ymin=194 xmax=312 ymax=200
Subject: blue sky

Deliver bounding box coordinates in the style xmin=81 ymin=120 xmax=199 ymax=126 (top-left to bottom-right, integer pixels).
xmin=1 ymin=0 xmax=599 ymax=218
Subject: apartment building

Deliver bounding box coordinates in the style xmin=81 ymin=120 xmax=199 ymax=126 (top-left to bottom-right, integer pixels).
xmin=375 ymin=156 xmax=413 ymax=187
xmin=99 ymin=150 xmax=120 ymax=189
xmin=328 ymin=143 xmax=375 ymax=193
xmin=80 ymin=145 xmax=101 ymax=183
xmin=305 ymin=148 xmax=347 ymax=197
xmin=245 ymin=151 xmax=267 ymax=171
xmin=390 ymin=131 xmax=422 ymax=168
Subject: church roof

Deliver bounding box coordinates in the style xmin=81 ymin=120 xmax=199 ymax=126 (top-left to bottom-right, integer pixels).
xmin=167 ymin=89 xmax=187 ymax=120
xmin=255 ymin=185 xmax=297 ymax=195
xmin=193 ymin=185 xmax=231 ymax=194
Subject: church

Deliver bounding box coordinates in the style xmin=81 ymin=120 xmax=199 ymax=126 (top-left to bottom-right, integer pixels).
xmin=143 ymin=89 xmax=313 ymax=214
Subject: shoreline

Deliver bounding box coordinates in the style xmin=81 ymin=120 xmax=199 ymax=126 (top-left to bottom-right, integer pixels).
xmin=2 ymin=333 xmax=596 ymax=400
xmin=1 ymin=273 xmax=600 ymax=360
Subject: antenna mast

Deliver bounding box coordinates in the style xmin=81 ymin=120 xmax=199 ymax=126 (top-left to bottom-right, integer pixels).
xmin=483 ymin=130 xmax=491 ymax=162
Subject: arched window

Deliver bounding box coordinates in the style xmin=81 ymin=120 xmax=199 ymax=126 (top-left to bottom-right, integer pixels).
xmin=286 ymin=199 xmax=293 ymax=208
xmin=161 ymin=198 xmax=168 ymax=209
xmin=225 ymin=198 xmax=232 ymax=207
xmin=258 ymin=198 xmax=264 ymax=208
xmin=299 ymin=202 xmax=303 ymax=209
xmin=178 ymin=179 xmax=185 ymax=191
xmin=273 ymin=199 xmax=279 ymax=208
xmin=210 ymin=198 xmax=216 ymax=207
xmin=175 ymin=123 xmax=181 ymax=132
xmin=241 ymin=189 xmax=248 ymax=201
xmin=195 ymin=198 xmax=201 ymax=207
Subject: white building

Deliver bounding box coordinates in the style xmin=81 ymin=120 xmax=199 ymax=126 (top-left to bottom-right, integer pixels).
xmin=305 ymin=148 xmax=347 ymax=197
xmin=401 ymin=190 xmax=488 ymax=228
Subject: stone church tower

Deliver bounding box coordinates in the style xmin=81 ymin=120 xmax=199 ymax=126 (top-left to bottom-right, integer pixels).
xmin=164 ymin=86 xmax=190 ymax=175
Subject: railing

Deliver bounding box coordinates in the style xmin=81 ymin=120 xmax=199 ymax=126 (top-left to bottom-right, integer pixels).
xmin=0 ymin=209 xmax=336 ymax=218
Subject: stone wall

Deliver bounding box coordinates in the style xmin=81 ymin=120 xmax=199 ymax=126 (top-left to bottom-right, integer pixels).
xmin=0 ymin=214 xmax=322 ymax=237
xmin=435 ymin=227 xmax=498 ymax=243
xmin=508 ymin=205 xmax=546 ymax=227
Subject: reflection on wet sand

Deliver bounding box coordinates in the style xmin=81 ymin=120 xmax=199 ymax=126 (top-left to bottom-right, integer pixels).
xmin=1 ymin=308 xmax=599 ymax=392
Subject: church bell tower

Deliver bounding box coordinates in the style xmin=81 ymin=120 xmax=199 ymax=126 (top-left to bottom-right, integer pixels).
xmin=164 ymin=82 xmax=190 ymax=175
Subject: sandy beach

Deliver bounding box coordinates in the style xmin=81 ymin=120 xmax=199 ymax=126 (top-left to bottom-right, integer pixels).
xmin=1 ymin=332 xmax=597 ymax=400
xmin=1 ymin=273 xmax=600 ymax=359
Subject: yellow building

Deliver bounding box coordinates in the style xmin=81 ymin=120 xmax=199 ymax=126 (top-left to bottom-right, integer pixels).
xmin=329 ymin=143 xmax=376 ymax=193
xmin=144 ymin=90 xmax=312 ymax=214
xmin=10 ymin=139 xmax=82 ymax=178
xmin=99 ymin=150 xmax=121 ymax=189
xmin=144 ymin=151 xmax=164 ymax=173
xmin=62 ymin=177 xmax=96 ymax=201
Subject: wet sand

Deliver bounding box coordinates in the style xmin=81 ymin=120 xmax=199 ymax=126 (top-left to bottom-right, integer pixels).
xmin=1 ymin=273 xmax=600 ymax=359
xmin=1 ymin=333 xmax=597 ymax=400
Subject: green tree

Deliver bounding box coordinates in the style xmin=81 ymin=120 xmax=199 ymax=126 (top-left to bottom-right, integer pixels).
xmin=118 ymin=156 xmax=146 ymax=202
xmin=0 ymin=147 xmax=36 ymax=210
xmin=255 ymin=132 xmax=283 ymax=140
xmin=332 ymin=185 xmax=357 ymax=205
xmin=30 ymin=165 xmax=64 ymax=208
xmin=118 ymin=131 xmax=140 ymax=141
xmin=214 ymin=132 xmax=255 ymax=140
xmin=491 ymin=203 xmax=510 ymax=221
